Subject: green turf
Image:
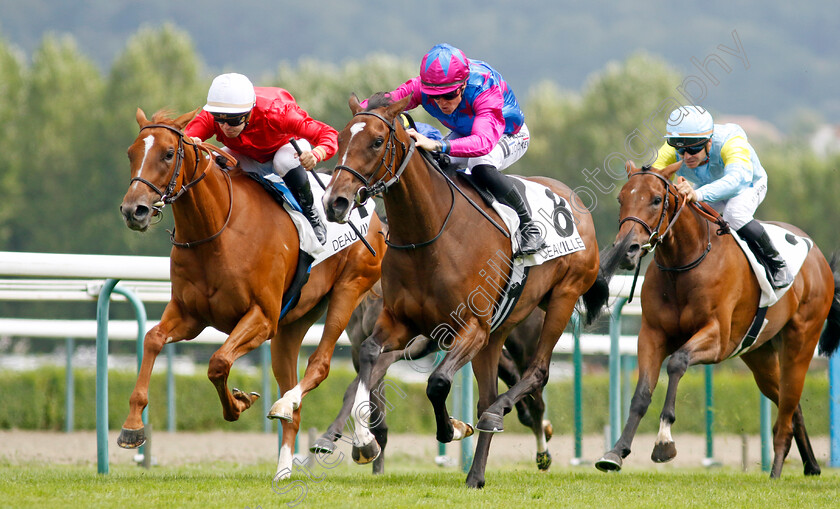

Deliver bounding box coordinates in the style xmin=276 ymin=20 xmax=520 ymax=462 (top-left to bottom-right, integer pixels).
xmin=2 ymin=460 xmax=838 ymax=509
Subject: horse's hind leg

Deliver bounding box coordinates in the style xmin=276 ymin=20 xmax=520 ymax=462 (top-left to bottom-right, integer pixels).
xmin=118 ymin=306 xmax=201 ymax=449
xmin=465 ymin=342 xmax=503 ymax=489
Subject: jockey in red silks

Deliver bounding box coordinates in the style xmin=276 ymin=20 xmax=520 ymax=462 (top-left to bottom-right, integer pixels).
xmin=186 ymin=73 xmax=337 ymax=245
xmin=371 ymin=43 xmax=545 ymax=256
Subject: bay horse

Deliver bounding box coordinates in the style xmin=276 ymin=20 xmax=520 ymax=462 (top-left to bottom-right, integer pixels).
xmin=595 ymin=161 xmax=839 ymax=478
xmin=118 ymin=109 xmax=385 ymax=480
xmin=314 ymin=281 xmax=554 ymax=474
xmin=321 ymin=94 xmax=609 ymax=488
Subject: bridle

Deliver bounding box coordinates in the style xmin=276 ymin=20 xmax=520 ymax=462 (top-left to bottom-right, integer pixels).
xmin=333 ymin=111 xmax=416 ymax=206
xmin=130 ymin=123 xmax=235 ymax=248
xmin=334 ymin=110 xmax=457 ymax=250
xmin=619 ymin=169 xmax=731 ymax=300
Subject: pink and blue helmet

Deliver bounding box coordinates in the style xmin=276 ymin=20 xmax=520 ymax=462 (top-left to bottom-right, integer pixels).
xmin=420 ymin=43 xmax=470 ymax=95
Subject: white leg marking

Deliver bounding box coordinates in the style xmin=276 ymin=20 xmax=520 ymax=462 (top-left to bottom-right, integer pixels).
xmin=656 ymin=419 xmax=674 ymax=444
xmin=351 ymin=381 xmax=376 ymax=447
xmin=275 ymin=444 xmax=293 ymax=480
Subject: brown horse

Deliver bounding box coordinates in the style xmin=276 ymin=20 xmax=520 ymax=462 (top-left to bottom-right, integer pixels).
xmin=312 ymin=281 xmax=554 ymax=474
xmin=321 ymin=94 xmax=608 ymax=488
xmin=118 ymin=109 xmax=385 ymax=480
xmin=595 ymin=161 xmax=839 ymax=478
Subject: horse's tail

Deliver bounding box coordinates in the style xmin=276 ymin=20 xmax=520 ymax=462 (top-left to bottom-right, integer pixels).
xmin=580 ymin=268 xmax=611 ymax=326
xmin=818 ymin=252 xmax=840 ymax=357
xmin=598 ymin=233 xmax=633 ymax=283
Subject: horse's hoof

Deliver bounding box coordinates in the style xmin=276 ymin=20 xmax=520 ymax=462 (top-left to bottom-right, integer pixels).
xmin=117 ymin=427 xmax=146 ymax=449
xmin=351 ymin=440 xmax=381 ymax=465
xmin=543 ymin=419 xmax=554 ymax=442
xmin=595 ymin=451 xmax=623 ymax=472
xmin=309 ymin=437 xmax=337 ymax=455
xmin=475 ymin=411 xmax=504 ymax=433
xmin=266 ymin=399 xmax=293 ymax=422
xmin=451 ymin=418 xmax=474 ymax=440
xmin=536 ymin=450 xmax=552 ymax=471
xmin=465 ymin=474 xmax=485 ymax=489
xmin=651 ymin=441 xmax=677 ymax=463
xmin=804 ymin=463 xmax=821 ymax=476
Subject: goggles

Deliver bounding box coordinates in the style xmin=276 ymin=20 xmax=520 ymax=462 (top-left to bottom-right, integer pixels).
xmin=211 ymin=112 xmax=249 ymax=127
xmin=667 ymin=137 xmax=708 ymax=155
xmin=429 ymin=86 xmax=462 ymax=101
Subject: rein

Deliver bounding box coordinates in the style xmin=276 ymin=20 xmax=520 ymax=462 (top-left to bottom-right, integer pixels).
xmin=132 ymin=123 xmax=237 ymax=248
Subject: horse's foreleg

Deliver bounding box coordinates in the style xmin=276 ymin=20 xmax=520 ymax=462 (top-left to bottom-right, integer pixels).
xmin=596 ymin=322 xmax=667 ymax=472
xmin=651 ymin=325 xmax=722 ymax=464
xmin=349 ymin=313 xmax=413 ymax=465
xmin=427 ymin=319 xmax=484 ymax=444
xmin=310 ymin=350 xmax=401 ymax=457
xmin=208 ymin=306 xmax=272 ymax=422
xmin=118 ymin=309 xmax=200 ymax=449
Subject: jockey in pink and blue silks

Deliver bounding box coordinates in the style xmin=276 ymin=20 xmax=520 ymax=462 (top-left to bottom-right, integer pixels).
xmin=374 ymin=43 xmax=545 ymax=256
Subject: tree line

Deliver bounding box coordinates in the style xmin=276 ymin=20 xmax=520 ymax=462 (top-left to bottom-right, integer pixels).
xmin=1 ymin=24 xmax=837 ymax=260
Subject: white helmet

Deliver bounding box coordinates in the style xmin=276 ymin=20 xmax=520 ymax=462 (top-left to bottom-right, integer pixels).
xmin=664 ymin=106 xmax=714 ymax=148
xmin=203 ymin=73 xmax=256 ymax=114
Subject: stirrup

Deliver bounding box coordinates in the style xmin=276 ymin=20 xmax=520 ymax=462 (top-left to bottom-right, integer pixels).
xmin=516 ymin=222 xmax=546 ymax=256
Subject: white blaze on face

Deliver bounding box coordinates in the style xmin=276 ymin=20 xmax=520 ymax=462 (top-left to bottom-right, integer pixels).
xmin=131 ymin=134 xmax=155 ymax=191
xmin=339 ymin=122 xmax=367 ymax=167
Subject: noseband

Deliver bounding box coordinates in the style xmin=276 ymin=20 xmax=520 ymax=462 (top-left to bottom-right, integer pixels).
xmin=619 ymin=170 xmax=689 ymax=253
xmin=333 ymin=111 xmax=416 ymax=205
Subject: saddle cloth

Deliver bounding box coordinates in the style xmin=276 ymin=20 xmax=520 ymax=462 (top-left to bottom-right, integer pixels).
xmin=731 ymin=223 xmax=812 ymax=307
xmin=487 ymin=176 xmax=587 ymax=267
xmin=258 ymin=172 xmax=377 ymax=266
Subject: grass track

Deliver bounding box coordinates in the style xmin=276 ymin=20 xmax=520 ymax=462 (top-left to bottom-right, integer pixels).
xmin=2 ymin=460 xmax=839 ymax=509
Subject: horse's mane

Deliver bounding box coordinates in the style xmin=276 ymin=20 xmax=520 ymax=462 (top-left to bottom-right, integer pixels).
xmin=150 ymin=109 xmax=178 ymax=124
xmin=365 ymin=92 xmax=394 ymax=111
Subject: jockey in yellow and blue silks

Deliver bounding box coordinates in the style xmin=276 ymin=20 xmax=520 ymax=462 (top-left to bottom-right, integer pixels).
xmin=652 ymin=105 xmax=793 ymax=288
xmin=369 ymin=43 xmax=545 ymax=256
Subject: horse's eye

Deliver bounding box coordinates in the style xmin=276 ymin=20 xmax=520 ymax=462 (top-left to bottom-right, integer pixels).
xmin=651 ymin=196 xmax=662 ymax=206
xmin=164 ymin=148 xmax=175 ymax=161
xmin=372 ymin=138 xmax=384 ymax=149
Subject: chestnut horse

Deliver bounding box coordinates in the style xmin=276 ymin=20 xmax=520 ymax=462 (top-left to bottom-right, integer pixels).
xmin=595 ymin=161 xmax=839 ymax=478
xmin=321 ymin=94 xmax=608 ymax=488
xmin=119 ymin=109 xmax=384 ymax=480
xmin=313 ymin=281 xmax=554 ymax=474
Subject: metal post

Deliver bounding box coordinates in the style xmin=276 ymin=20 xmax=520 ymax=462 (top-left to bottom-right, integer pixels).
xmin=459 ymin=363 xmax=473 ymax=473
xmin=571 ymin=311 xmax=583 ymax=464
xmin=166 ymin=344 xmax=176 ymax=433
xmin=608 ymin=297 xmax=627 ymax=446
xmin=829 ymin=351 xmax=840 ymax=467
xmin=760 ymin=395 xmax=772 ymax=472
xmin=703 ymin=364 xmax=719 ymax=467
xmin=64 ymin=337 xmax=75 ymax=433
xmin=96 ymin=279 xmax=149 ymax=475
xmin=95 ymin=278 xmax=119 ymax=475
xmin=262 ymin=342 xmax=272 ymax=433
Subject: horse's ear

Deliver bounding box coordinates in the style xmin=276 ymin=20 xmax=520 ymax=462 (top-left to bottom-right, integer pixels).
xmin=659 ymin=160 xmax=682 ymax=179
xmin=174 ymin=108 xmax=200 ymax=130
xmin=384 ymin=95 xmax=411 ymax=121
xmin=349 ymin=94 xmax=363 ymax=115
xmin=136 ymin=108 xmax=150 ymax=128
xmin=625 ymin=160 xmax=638 ymax=177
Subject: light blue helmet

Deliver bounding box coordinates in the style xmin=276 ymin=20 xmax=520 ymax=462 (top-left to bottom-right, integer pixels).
xmin=664 ymin=106 xmax=713 ymax=148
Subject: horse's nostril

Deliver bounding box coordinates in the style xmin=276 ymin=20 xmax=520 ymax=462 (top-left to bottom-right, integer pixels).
xmin=627 ymin=244 xmax=641 ymax=256
xmin=133 ymin=205 xmax=150 ymax=221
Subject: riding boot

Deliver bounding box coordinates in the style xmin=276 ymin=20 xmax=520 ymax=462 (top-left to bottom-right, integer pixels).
xmin=737 ymin=220 xmax=793 ymax=289
xmin=472 ymin=164 xmax=547 ymax=256
xmin=283 ymin=165 xmax=327 ymax=245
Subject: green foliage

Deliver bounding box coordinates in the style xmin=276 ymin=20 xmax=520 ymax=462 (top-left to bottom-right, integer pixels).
xmin=0 ymin=365 xmax=830 ymax=436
